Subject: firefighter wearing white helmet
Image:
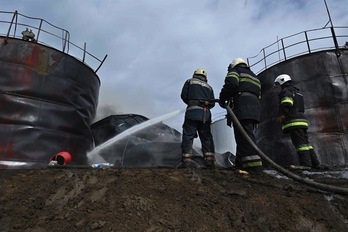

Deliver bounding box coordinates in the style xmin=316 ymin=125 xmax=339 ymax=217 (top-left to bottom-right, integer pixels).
xmin=230 ymin=57 xmax=247 ymax=69
xmin=274 ymin=74 xmax=292 ymax=86
xmin=219 ymin=58 xmax=263 ymax=175
xmin=180 ymin=68 xmax=216 ymax=169
xmin=274 ymin=74 xmax=322 ymax=168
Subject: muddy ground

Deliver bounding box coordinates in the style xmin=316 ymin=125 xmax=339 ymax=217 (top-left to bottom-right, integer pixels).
xmin=0 ymin=167 xmax=348 ymax=232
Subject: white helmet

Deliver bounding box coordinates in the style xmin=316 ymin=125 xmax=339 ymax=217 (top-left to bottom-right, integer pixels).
xmin=230 ymin=58 xmax=247 ymax=69
xmin=274 ymin=74 xmax=292 ymax=86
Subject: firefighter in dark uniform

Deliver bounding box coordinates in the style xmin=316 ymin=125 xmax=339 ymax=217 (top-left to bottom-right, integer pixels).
xmin=180 ymin=68 xmax=216 ymax=168
xmin=274 ymin=74 xmax=321 ymax=168
xmin=219 ymin=58 xmax=263 ymax=174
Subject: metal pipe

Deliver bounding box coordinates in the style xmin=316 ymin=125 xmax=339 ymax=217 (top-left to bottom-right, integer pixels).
xmin=4 ymin=10 xmax=17 ymax=44
xmin=263 ymin=49 xmax=267 ymax=69
xmin=305 ymin=31 xmax=311 ymax=53
xmin=281 ymin=39 xmax=286 ymax=60
xmin=95 ymin=54 xmax=108 ymax=73
xmin=83 ymin=42 xmax=86 ymax=63
xmin=324 ymin=0 xmax=334 ymax=28
xmin=330 ymin=27 xmax=341 ymax=57
xmin=36 ymin=19 xmax=43 ymax=42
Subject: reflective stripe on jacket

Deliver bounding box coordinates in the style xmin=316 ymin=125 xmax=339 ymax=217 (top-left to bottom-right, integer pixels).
xmin=219 ymin=65 xmax=261 ymax=121
xmin=279 ymin=83 xmax=307 ymax=133
xmin=181 ymin=75 xmax=215 ymax=122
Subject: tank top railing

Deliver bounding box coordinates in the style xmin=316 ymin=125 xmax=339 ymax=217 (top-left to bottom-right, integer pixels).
xmin=0 ymin=10 xmax=107 ymax=73
xmin=247 ymin=26 xmax=348 ymax=74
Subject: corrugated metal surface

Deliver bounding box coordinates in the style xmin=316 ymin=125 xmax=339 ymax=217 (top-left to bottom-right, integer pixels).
xmin=0 ymin=37 xmax=100 ymax=168
xmin=257 ymin=49 xmax=348 ymax=167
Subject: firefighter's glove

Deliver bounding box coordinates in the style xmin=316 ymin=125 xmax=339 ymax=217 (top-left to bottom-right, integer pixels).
xmin=219 ymin=99 xmax=228 ymax=108
xmin=279 ymin=115 xmax=285 ymax=123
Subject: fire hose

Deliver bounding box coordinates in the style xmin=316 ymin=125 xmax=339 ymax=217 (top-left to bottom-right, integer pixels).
xmin=224 ymin=104 xmax=348 ymax=195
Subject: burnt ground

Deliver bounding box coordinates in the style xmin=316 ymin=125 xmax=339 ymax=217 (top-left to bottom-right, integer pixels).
xmin=0 ymin=167 xmax=348 ymax=232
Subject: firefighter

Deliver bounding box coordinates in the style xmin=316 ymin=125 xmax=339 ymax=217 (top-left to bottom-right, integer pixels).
xmin=219 ymin=58 xmax=263 ymax=175
xmin=21 ymin=28 xmax=30 ymax=41
xmin=21 ymin=28 xmax=36 ymax=42
xmin=274 ymin=74 xmax=321 ymax=168
xmin=180 ymin=68 xmax=216 ymax=168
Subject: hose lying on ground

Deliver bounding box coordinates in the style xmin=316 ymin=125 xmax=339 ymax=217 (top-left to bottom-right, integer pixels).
xmin=225 ymin=105 xmax=348 ymax=195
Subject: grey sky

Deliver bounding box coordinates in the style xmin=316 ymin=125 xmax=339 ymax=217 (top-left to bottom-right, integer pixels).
xmin=1 ymin=0 xmax=347 ymax=130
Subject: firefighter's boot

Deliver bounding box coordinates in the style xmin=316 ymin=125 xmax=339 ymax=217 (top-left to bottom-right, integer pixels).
xmin=203 ymin=152 xmax=216 ymax=169
xmin=178 ymin=153 xmax=197 ymax=169
xmin=298 ymin=153 xmax=312 ymax=168
xmin=310 ymin=149 xmax=320 ymax=168
xmin=309 ymin=150 xmax=329 ymax=170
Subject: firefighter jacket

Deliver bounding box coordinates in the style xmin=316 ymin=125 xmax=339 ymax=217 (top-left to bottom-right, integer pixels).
xmin=219 ymin=64 xmax=261 ymax=122
xmin=181 ymin=75 xmax=215 ymax=123
xmin=278 ymin=82 xmax=308 ymax=133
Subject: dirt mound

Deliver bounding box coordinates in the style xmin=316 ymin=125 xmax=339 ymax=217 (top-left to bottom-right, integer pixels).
xmin=0 ymin=168 xmax=348 ymax=231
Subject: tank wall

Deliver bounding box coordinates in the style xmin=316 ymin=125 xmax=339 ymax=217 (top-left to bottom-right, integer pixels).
xmin=258 ymin=49 xmax=348 ymax=167
xmin=0 ymin=37 xmax=100 ymax=167
xmin=211 ymin=118 xmax=236 ymax=155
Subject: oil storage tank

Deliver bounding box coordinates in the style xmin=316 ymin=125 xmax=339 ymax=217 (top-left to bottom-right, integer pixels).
xmin=211 ymin=114 xmax=236 ymax=155
xmin=248 ymin=26 xmax=348 ymax=167
xmin=0 ymin=11 xmax=106 ymax=168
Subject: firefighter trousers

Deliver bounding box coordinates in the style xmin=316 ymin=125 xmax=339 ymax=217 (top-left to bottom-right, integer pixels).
xmin=288 ymin=128 xmax=319 ymax=167
xmin=181 ymin=118 xmax=215 ymax=155
xmin=233 ymin=119 xmax=262 ymax=169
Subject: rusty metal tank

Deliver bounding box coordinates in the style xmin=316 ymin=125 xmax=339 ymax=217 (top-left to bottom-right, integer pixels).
xmin=247 ymin=26 xmax=348 ymax=167
xmin=0 ymin=11 xmax=106 ymax=168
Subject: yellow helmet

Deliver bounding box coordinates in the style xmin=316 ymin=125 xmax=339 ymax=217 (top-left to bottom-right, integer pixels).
xmin=193 ymin=68 xmax=207 ymax=78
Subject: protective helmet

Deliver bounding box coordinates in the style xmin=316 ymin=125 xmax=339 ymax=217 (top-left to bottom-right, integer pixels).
xmin=230 ymin=58 xmax=247 ymax=69
xmin=274 ymin=74 xmax=292 ymax=86
xmin=193 ymin=68 xmax=207 ymax=78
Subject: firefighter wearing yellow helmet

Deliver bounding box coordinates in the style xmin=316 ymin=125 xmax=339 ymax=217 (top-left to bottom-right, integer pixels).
xmin=180 ymin=68 xmax=216 ymax=168
xmin=274 ymin=74 xmax=322 ymax=168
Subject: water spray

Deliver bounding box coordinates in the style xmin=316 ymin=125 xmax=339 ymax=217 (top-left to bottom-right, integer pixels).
xmin=87 ymin=109 xmax=185 ymax=161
